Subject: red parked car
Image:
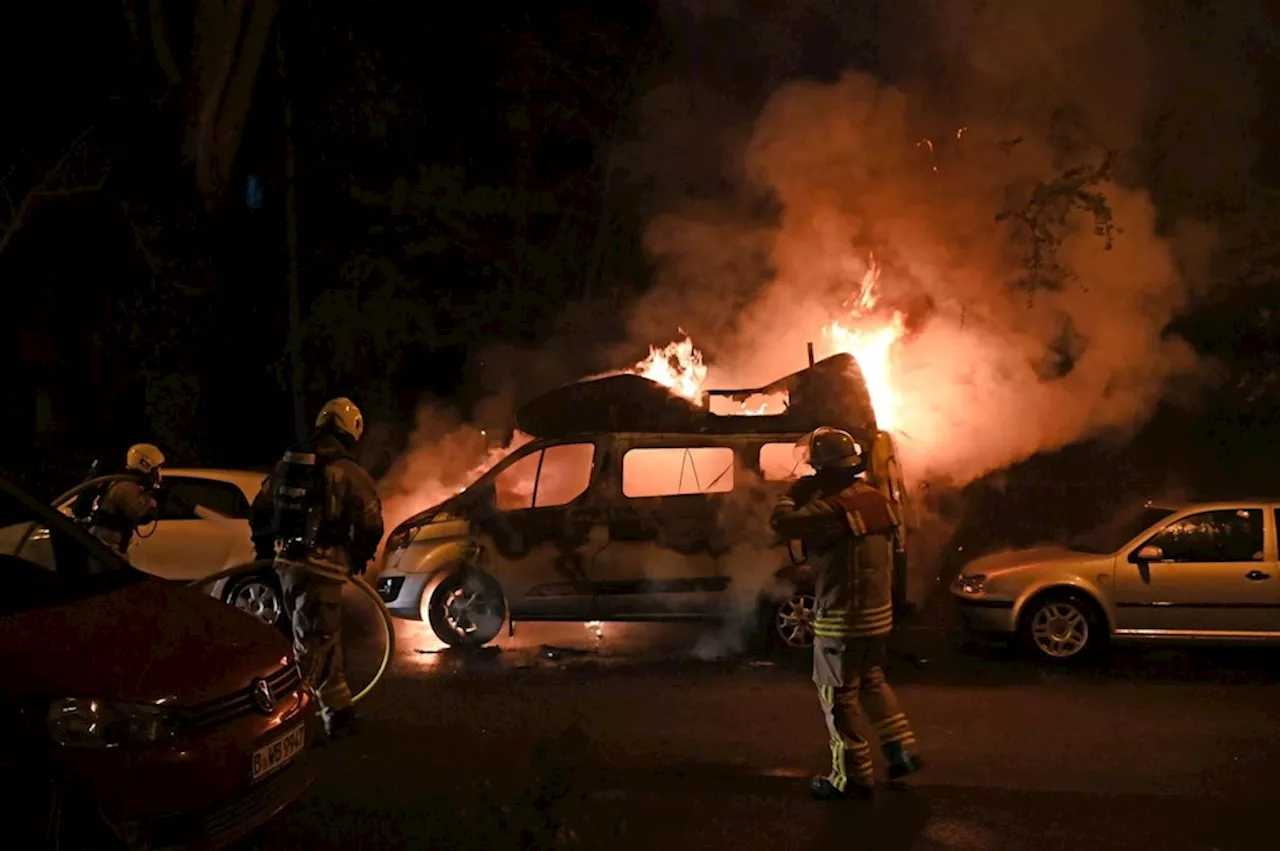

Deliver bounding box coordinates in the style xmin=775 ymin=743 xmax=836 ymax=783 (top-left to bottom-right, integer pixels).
xmin=0 ymin=476 xmax=321 ymax=849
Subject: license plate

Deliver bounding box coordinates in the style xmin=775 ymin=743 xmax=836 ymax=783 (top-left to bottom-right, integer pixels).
xmin=250 ymin=724 xmax=305 ymax=782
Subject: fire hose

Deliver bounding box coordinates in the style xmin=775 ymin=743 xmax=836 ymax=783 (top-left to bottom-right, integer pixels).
xmin=30 ymin=475 xmax=395 ymax=706
xmin=188 ymin=561 xmax=394 ymax=705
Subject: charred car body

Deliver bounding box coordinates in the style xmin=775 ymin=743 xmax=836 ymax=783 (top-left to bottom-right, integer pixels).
xmin=377 ymin=353 xmax=914 ymax=650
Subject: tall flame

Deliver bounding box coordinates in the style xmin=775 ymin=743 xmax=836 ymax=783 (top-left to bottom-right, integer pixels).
xmin=632 ymin=255 xmax=908 ymax=432
xmin=816 ymin=255 xmax=907 ymax=431
xmin=633 ymin=335 xmax=708 ymax=402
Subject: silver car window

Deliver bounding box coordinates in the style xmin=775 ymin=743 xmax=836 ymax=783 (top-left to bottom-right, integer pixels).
xmin=1144 ymin=509 xmax=1264 ymax=563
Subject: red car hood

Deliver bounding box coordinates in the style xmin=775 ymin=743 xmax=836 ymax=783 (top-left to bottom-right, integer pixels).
xmin=0 ymin=577 xmax=292 ymax=707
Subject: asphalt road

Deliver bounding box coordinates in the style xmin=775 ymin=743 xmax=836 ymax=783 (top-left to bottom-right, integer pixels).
xmin=255 ymin=611 xmax=1280 ymax=851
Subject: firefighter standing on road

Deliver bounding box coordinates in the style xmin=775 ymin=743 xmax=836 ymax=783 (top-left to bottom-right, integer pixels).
xmin=770 ymin=427 xmax=924 ymax=800
xmin=86 ymin=443 xmax=165 ymax=561
xmin=250 ymin=397 xmax=384 ymax=740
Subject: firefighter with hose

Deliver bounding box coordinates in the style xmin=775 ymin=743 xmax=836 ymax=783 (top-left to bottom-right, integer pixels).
xmin=81 ymin=443 xmax=166 ymax=562
xmin=770 ymin=426 xmax=924 ymax=801
xmin=250 ymin=397 xmax=384 ymax=741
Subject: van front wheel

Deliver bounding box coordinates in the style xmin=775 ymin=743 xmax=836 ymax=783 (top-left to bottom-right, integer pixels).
xmin=426 ymin=571 xmax=507 ymax=649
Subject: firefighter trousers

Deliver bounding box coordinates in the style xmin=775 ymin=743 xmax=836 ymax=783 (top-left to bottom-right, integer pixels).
xmin=813 ymin=635 xmax=917 ymax=791
xmin=278 ymin=563 xmax=352 ymax=721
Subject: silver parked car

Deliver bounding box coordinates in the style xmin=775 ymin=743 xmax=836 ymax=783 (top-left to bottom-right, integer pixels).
xmin=951 ymin=499 xmax=1280 ymax=662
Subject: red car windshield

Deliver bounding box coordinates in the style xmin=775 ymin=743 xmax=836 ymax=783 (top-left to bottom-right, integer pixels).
xmin=0 ymin=479 xmax=147 ymax=617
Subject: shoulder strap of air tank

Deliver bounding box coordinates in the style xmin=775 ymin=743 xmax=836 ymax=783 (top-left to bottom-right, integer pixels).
xmin=283 ymin=449 xmax=318 ymax=465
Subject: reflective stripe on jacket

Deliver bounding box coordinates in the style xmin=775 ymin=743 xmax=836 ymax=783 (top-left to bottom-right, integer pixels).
xmin=770 ymin=477 xmax=897 ymax=639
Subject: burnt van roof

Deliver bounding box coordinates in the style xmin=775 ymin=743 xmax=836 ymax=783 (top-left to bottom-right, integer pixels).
xmin=515 ymin=353 xmax=878 ymax=439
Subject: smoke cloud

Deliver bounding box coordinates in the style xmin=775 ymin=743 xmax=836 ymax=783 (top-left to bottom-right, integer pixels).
xmin=621 ymin=0 xmax=1260 ymax=489
xmin=376 ymin=403 xmax=532 ymax=547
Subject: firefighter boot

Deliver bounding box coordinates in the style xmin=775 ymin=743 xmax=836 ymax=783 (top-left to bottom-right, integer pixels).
xmin=810 ymin=776 xmax=875 ymax=802
xmin=883 ymin=741 xmax=924 ymax=780
xmin=811 ymin=738 xmax=875 ymax=801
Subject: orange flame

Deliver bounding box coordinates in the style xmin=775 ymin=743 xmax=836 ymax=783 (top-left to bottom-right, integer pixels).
xmin=820 ymin=314 xmax=906 ymax=431
xmin=633 ymin=254 xmax=908 ymax=431
xmin=633 ymin=335 xmax=707 ymax=402
xmin=815 ymin=255 xmax=907 ymax=431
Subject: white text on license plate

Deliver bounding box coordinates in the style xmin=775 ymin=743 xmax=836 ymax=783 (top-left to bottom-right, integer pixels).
xmin=251 ymin=725 xmax=305 ymax=782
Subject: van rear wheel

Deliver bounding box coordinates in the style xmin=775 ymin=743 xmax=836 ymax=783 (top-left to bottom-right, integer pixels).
xmin=771 ymin=591 xmax=816 ymax=649
xmin=426 ymin=571 xmax=507 ymax=649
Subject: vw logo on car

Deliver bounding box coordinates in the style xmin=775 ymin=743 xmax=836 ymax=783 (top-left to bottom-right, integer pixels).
xmin=251 ymin=677 xmax=276 ymax=715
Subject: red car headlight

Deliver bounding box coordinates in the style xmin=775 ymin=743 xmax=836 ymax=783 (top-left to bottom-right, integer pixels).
xmin=47 ymin=697 xmax=180 ymax=748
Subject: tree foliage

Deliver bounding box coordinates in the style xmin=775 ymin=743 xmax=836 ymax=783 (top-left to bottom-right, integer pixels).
xmin=996 ymin=156 xmax=1121 ymax=298
xmin=295 ymin=256 xmax=441 ymax=414
xmin=302 ymin=12 xmax=660 ymax=407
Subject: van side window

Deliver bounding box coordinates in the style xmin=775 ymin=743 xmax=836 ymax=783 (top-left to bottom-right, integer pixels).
xmin=622 ymin=447 xmax=735 ymax=498
xmin=534 ymin=443 xmax=595 ymax=508
xmin=494 ymin=443 xmax=596 ymax=511
xmin=759 ymin=442 xmax=815 ymax=481
xmin=495 ymin=452 xmax=541 ymax=511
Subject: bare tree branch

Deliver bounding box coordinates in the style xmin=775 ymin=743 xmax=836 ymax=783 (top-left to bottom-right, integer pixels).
xmin=0 ymin=129 xmax=109 ymax=260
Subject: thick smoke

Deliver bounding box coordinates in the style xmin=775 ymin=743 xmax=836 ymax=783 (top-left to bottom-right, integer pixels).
xmin=376 ymin=404 xmax=531 ymax=545
xmin=374 ymin=335 xmax=618 ymax=544
xmin=624 ymin=0 xmax=1256 ymax=488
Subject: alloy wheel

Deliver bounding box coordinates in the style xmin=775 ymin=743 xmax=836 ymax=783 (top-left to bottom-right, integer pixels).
xmin=231 ymin=580 xmax=284 ymax=627
xmin=1029 ymin=601 xmax=1090 ymax=659
xmin=775 ymin=593 xmax=817 ymax=648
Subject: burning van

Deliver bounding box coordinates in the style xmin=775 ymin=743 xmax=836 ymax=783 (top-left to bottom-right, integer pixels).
xmin=375 ymin=352 xmax=913 ymax=651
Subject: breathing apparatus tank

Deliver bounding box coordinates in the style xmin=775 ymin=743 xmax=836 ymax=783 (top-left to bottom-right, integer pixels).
xmin=271 ymin=449 xmax=326 ymax=555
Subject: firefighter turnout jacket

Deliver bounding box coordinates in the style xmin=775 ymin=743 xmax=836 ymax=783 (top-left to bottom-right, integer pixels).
xmin=89 ymin=476 xmax=159 ymax=554
xmin=770 ymin=477 xmax=898 ymax=640
xmin=249 ymin=430 xmax=384 ymax=580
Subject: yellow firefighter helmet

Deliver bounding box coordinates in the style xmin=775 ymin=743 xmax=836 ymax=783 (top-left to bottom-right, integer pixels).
xmin=126 ymin=443 xmax=166 ymax=475
xmin=316 ymin=397 xmax=365 ymax=442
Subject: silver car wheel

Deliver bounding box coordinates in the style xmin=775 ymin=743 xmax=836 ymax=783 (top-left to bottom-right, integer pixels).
xmin=1029 ymin=601 xmax=1090 ymax=658
xmin=776 ymin=593 xmax=817 ymax=648
xmin=231 ymin=579 xmax=284 ymax=627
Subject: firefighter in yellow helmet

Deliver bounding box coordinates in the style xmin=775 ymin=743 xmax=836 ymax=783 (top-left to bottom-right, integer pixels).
xmin=770 ymin=427 xmax=923 ymax=800
xmin=87 ymin=443 xmax=165 ymax=561
xmin=249 ymin=397 xmax=384 ymax=740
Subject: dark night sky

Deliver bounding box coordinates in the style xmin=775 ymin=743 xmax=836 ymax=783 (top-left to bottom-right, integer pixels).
xmin=3 ymin=1 xmax=668 ymax=487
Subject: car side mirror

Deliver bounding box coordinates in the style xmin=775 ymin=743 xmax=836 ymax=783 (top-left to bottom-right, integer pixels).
xmin=1131 ymin=544 xmax=1163 ymax=563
